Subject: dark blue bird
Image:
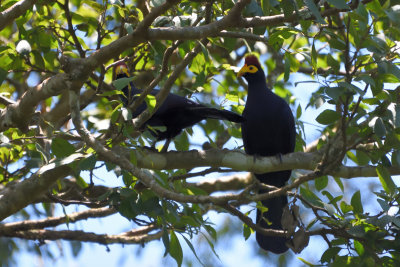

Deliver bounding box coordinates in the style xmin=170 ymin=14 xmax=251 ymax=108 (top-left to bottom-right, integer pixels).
xmin=115 ymin=62 xmax=244 ymax=151
xmin=238 ymin=55 xmax=296 ymax=254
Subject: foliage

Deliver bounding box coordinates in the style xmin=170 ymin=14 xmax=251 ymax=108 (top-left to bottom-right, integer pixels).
xmin=1 ymin=0 xmax=400 ymax=266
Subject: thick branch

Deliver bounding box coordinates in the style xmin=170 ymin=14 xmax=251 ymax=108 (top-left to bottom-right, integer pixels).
xmin=0 ymin=163 xmax=72 ymax=221
xmin=0 ymin=227 xmax=162 ymax=244
xmin=0 ymin=207 xmax=116 ymax=231
xmin=0 ymin=74 xmax=70 ymax=132
xmin=0 ymin=0 xmax=37 ymax=30
xmin=113 ymin=147 xmax=399 ymax=179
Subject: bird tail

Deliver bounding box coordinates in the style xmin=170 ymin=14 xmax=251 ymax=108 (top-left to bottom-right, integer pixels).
xmin=255 ymin=172 xmax=290 ymax=254
xmin=190 ymin=107 xmax=244 ymax=123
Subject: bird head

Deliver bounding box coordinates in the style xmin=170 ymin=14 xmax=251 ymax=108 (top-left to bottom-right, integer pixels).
xmin=237 ymin=54 xmax=264 ymax=81
xmin=114 ymin=62 xmax=130 ymax=79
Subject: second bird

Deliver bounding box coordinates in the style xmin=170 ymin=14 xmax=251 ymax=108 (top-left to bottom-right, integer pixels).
xmin=115 ymin=62 xmax=244 ymax=151
xmin=238 ymin=55 xmax=296 ymax=254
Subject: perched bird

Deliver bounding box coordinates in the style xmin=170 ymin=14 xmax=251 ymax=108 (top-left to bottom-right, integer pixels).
xmin=238 ymin=55 xmax=296 ymax=254
xmin=114 ymin=62 xmax=244 ymax=151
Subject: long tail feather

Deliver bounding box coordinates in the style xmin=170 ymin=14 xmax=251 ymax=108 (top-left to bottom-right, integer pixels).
xmin=189 ymin=106 xmax=244 ymax=123
xmin=255 ymin=172 xmax=290 ymax=254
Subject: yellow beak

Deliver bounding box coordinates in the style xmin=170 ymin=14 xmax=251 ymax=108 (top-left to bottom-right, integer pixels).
xmin=116 ymin=65 xmax=130 ymax=76
xmin=237 ymin=64 xmax=249 ymax=77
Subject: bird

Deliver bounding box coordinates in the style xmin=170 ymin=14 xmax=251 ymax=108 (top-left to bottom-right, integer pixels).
xmin=238 ymin=54 xmax=296 ymax=254
xmin=114 ymin=62 xmax=244 ymax=151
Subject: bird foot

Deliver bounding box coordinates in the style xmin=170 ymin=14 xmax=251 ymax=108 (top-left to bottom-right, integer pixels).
xmin=275 ymin=153 xmax=283 ymax=163
xmin=142 ymin=145 xmax=158 ymax=152
xmin=160 ymin=139 xmax=171 ymax=153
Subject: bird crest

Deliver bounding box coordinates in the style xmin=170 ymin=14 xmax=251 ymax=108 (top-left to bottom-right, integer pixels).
xmin=244 ymin=54 xmax=261 ymax=67
xmin=114 ymin=62 xmax=130 ymax=77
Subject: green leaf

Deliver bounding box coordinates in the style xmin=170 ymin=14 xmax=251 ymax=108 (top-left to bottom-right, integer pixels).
xmin=225 ymin=93 xmax=239 ymax=102
xmin=190 ymin=53 xmax=206 ymax=74
xmin=169 ymin=231 xmax=183 ymax=267
xmin=340 ymin=201 xmax=353 ymax=214
xmin=0 ymin=67 xmax=7 ymax=84
xmin=368 ymin=117 xmax=386 ymax=137
xmin=387 ymin=62 xmax=400 ymax=82
xmin=300 ymin=186 xmax=324 ymax=207
xmin=261 ymin=0 xmax=270 ymax=15
xmin=122 ymin=171 xmax=134 ymax=186
xmin=197 ymin=40 xmax=209 ymax=61
xmin=376 ymin=165 xmax=396 ymax=194
xmin=298 ymin=257 xmax=318 ymax=266
xmin=355 ymin=150 xmax=370 ymax=165
xmin=245 ymin=0 xmax=264 ymax=16
xmin=324 ymin=86 xmax=347 ymax=102
xmin=75 ymin=175 xmax=88 ymax=188
xmin=243 ymin=223 xmax=251 ymax=240
xmin=296 ymin=104 xmax=302 ymax=119
xmin=315 ymin=176 xmax=328 ymax=191
xmin=282 ymin=0 xmax=295 ymax=18
xmin=350 ymin=191 xmax=363 ymax=214
xmin=110 ymin=104 xmax=122 ymax=124
xmin=38 ymin=153 xmax=86 ymax=174
xmin=32 ymin=50 xmax=45 ymax=69
xmin=78 ymin=154 xmax=97 ymax=170
xmin=112 ymin=77 xmax=134 ymax=91
xmin=70 ymin=240 xmax=82 ymax=257
xmin=35 ymin=142 xmax=49 ymax=164
xmin=303 ymin=0 xmax=326 ymax=24
xmin=81 ymin=0 xmax=103 ymax=12
xmin=203 ymin=224 xmax=217 ymax=240
xmin=311 ymin=43 xmax=317 ymax=69
xmin=162 ymin=228 xmax=170 ymax=257
xmin=315 ymin=109 xmax=341 ymax=125
xmin=347 ymin=225 xmax=366 ymax=237
xmin=181 ymin=235 xmax=204 ymax=266
xmin=51 ymin=138 xmax=76 ymax=158
xmin=321 ymin=247 xmax=341 ymax=263
xmin=388 ymin=103 xmax=400 ymax=128
xmin=98 ymin=90 xmax=124 ymax=97
xmin=327 ymin=0 xmax=350 ymax=9
xmin=354 ymin=240 xmax=364 ymax=256
xmin=284 ymin=53 xmax=290 ymax=82
xmin=377 ymin=198 xmax=390 ymax=211
xmin=174 ymin=131 xmax=189 ymax=151
xmin=144 ymin=94 xmax=156 ymax=113
xmin=130 ymin=150 xmax=138 ymax=166
xmin=201 ymin=232 xmax=220 ymax=260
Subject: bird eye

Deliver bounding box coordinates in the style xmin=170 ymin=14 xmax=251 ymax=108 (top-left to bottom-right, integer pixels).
xmin=249 ymin=66 xmax=253 ymax=70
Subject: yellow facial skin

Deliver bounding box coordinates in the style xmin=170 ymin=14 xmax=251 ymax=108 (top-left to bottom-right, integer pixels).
xmin=116 ymin=65 xmax=130 ymax=76
xmin=237 ymin=64 xmax=259 ymax=77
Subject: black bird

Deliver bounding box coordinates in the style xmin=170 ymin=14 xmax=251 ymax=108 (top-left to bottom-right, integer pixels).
xmin=238 ymin=55 xmax=296 ymax=254
xmin=114 ymin=62 xmax=244 ymax=151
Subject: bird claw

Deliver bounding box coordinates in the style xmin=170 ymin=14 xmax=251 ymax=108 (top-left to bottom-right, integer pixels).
xmin=160 ymin=139 xmax=171 ymax=153
xmin=276 ymin=153 xmax=283 ymax=163
xmin=142 ymin=145 xmax=158 ymax=152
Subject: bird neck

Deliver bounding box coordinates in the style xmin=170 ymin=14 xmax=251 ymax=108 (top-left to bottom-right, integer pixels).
xmin=247 ymin=77 xmax=272 ymax=96
xmin=116 ymin=74 xmax=128 ymax=79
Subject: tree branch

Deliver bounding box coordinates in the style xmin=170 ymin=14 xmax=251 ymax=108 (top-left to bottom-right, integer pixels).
xmin=0 ymin=163 xmax=72 ymax=221
xmin=0 ymin=0 xmax=37 ymax=31
xmin=0 ymin=74 xmax=71 ymax=132
xmin=0 ymin=227 xmax=162 ymax=245
xmin=0 ymin=207 xmax=116 ymax=231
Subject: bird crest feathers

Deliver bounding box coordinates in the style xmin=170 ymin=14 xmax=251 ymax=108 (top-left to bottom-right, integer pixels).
xmin=114 ymin=62 xmax=130 ymax=77
xmin=244 ymin=54 xmax=261 ymax=67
